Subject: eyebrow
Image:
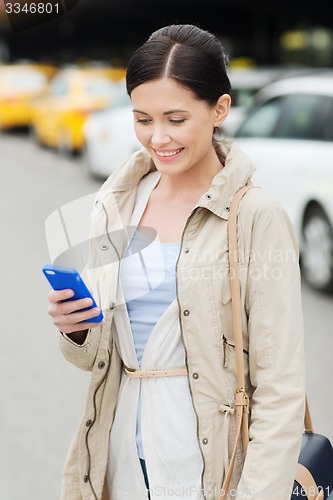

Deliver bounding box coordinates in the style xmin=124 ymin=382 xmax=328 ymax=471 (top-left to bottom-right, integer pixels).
xmin=132 ymin=109 xmax=190 ymax=115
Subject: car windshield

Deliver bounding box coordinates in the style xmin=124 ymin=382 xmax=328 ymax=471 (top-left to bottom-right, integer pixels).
xmin=0 ymin=69 xmax=46 ymax=93
xmin=50 ymin=77 xmax=69 ymax=96
xmin=235 ymin=97 xmax=283 ymax=137
xmin=230 ymin=87 xmax=260 ymax=109
xmin=49 ymin=74 xmax=115 ymax=98
xmin=85 ymin=79 xmax=115 ymax=96
xmin=235 ymin=93 xmax=333 ymax=141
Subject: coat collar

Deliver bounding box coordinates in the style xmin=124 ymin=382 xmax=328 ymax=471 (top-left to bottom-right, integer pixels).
xmin=198 ymin=139 xmax=256 ymax=219
xmin=100 ymin=139 xmax=256 ymax=220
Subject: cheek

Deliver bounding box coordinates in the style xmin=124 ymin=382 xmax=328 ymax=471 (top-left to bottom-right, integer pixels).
xmin=133 ymin=124 xmax=148 ymax=145
xmin=183 ymin=122 xmax=213 ymax=146
xmin=177 ymin=123 xmax=200 ymax=143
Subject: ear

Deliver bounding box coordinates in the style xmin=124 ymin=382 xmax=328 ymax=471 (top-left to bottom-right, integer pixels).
xmin=213 ymin=94 xmax=231 ymax=126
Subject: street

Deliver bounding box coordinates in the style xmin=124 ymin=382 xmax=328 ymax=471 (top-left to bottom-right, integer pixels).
xmin=1 ymin=131 xmax=332 ymax=500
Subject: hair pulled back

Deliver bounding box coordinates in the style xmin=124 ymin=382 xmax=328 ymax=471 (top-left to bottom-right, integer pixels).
xmin=126 ymin=24 xmax=231 ymax=106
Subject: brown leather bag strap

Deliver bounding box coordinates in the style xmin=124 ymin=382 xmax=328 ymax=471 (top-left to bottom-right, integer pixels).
xmin=304 ymin=396 xmax=313 ymax=433
xmin=295 ymin=463 xmax=324 ymax=500
xmin=220 ymin=185 xmax=312 ymax=499
xmin=220 ymin=185 xmax=255 ymax=499
xmin=227 ymin=185 xmax=255 ymax=393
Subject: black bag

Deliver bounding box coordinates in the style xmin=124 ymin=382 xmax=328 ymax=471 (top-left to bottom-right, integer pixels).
xmin=291 ymin=423 xmax=333 ymax=499
xmin=226 ymin=187 xmax=333 ymax=500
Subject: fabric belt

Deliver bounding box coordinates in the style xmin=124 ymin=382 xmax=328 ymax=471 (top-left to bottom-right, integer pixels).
xmin=124 ymin=366 xmax=187 ymax=379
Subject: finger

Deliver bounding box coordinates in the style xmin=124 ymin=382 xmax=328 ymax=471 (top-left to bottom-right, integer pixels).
xmin=52 ymin=307 xmax=103 ymax=328
xmin=48 ymin=297 xmax=94 ymax=318
xmin=54 ymin=317 xmax=103 ymax=334
xmin=49 ymin=297 xmax=94 ymax=316
xmin=48 ymin=289 xmax=74 ymax=303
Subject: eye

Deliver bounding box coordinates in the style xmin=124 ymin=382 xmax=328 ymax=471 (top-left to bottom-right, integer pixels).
xmin=135 ymin=118 xmax=151 ymax=124
xmin=169 ymin=119 xmax=186 ymax=124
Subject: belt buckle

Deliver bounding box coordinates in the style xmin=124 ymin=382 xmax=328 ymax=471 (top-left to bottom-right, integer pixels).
xmin=124 ymin=367 xmax=136 ymax=375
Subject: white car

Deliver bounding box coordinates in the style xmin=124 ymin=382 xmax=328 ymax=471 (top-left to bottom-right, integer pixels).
xmin=234 ymin=71 xmax=333 ymax=293
xmin=224 ymin=67 xmax=284 ymax=136
xmin=224 ymin=66 xmax=317 ymax=136
xmin=83 ymin=97 xmax=141 ymax=180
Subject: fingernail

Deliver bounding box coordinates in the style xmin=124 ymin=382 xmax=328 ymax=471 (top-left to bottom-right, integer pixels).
xmin=65 ymin=290 xmax=74 ymax=298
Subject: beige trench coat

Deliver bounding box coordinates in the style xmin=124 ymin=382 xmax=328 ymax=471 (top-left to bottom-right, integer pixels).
xmin=57 ymin=139 xmax=305 ymax=500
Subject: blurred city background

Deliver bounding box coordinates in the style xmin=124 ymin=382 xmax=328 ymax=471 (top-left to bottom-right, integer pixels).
xmin=0 ymin=1 xmax=333 ymax=499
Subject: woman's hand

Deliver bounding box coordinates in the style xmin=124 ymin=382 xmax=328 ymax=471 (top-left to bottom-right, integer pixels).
xmin=48 ymin=289 xmax=104 ymax=342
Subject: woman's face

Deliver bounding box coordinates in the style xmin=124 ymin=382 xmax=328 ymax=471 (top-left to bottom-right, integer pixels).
xmin=130 ymin=77 xmax=230 ymax=177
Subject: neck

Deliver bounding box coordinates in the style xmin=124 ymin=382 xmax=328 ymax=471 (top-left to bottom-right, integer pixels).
xmin=156 ymin=151 xmax=223 ymax=200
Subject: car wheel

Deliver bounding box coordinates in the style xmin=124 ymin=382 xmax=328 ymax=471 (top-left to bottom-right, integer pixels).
xmin=29 ymin=125 xmax=44 ymax=146
xmin=302 ymin=205 xmax=333 ymax=293
xmin=58 ymin=129 xmax=77 ymax=157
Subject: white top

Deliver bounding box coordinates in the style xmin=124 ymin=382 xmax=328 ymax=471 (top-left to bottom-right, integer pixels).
xmin=120 ymin=229 xmax=181 ymax=458
xmin=120 ymin=229 xmax=180 ymax=367
xmin=107 ymin=171 xmax=204 ymax=499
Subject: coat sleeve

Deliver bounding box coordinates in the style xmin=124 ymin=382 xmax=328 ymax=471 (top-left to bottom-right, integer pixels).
xmin=236 ymin=192 xmax=306 ymax=499
xmin=57 ymin=326 xmax=101 ymax=371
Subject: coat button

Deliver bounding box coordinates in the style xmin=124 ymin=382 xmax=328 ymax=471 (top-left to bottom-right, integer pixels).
xmin=225 ymin=206 xmax=230 ymax=212
xmin=98 ymin=361 xmax=105 ymax=369
xmin=205 ymin=194 xmax=212 ymax=200
xmin=183 ymin=310 xmax=190 ymax=316
xmin=101 ymin=244 xmax=109 ymax=251
xmin=184 ymin=248 xmax=190 ymax=253
xmin=83 ymin=475 xmax=89 ymax=483
xmin=108 ymin=301 xmax=116 ymax=310
xmin=202 ymin=438 xmax=208 ymax=445
xmin=86 ymin=419 xmax=92 ymax=427
xmin=193 ymin=373 xmax=199 ymax=379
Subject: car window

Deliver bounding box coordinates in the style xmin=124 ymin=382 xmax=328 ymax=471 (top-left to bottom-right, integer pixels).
xmin=85 ymin=80 xmax=114 ymax=96
xmin=323 ymin=98 xmax=333 ymax=141
xmin=13 ymin=71 xmax=46 ymax=91
xmin=2 ymin=69 xmax=46 ymax=92
xmin=231 ymin=88 xmax=257 ymax=108
xmin=234 ymin=96 xmax=284 ymax=137
xmin=274 ymin=94 xmax=330 ymax=140
xmin=50 ymin=77 xmax=70 ymax=96
xmin=110 ymin=89 xmax=130 ymax=108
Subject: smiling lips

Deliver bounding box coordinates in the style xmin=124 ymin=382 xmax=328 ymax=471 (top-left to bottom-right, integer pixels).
xmin=153 ymin=147 xmax=184 ymax=160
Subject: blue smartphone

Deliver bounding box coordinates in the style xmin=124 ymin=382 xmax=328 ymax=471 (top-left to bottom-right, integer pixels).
xmin=42 ymin=264 xmax=104 ymax=323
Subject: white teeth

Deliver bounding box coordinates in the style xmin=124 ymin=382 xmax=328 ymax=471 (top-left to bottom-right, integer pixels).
xmin=156 ymin=149 xmax=182 ymax=157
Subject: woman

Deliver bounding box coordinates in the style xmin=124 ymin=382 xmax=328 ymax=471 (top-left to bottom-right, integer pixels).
xmin=48 ymin=24 xmax=305 ymax=500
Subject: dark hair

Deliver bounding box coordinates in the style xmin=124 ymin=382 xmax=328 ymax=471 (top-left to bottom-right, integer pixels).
xmin=126 ymin=24 xmax=231 ymax=106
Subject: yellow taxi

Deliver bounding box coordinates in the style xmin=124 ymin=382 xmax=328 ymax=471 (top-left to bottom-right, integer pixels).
xmin=95 ymin=65 xmax=126 ymax=82
xmin=30 ymin=66 xmax=125 ymax=154
xmin=32 ymin=62 xmax=59 ymax=80
xmin=0 ymin=63 xmax=49 ymax=130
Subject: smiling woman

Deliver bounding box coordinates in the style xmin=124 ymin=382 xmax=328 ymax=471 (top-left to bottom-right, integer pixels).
xmin=132 ymin=79 xmax=228 ymax=175
xmin=47 ymin=24 xmax=306 ymax=500
xmin=129 ymin=77 xmax=231 ymax=243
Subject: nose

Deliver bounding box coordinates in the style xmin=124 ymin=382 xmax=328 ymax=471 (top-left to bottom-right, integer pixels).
xmin=150 ymin=125 xmax=171 ymax=146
